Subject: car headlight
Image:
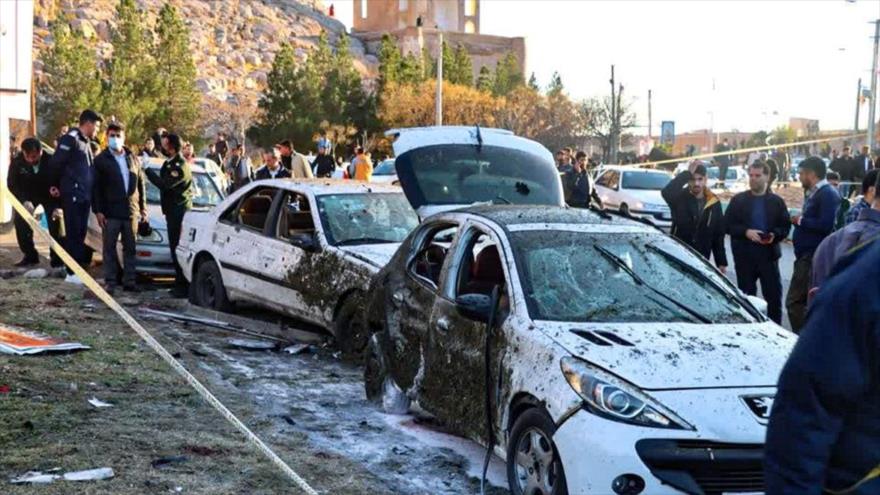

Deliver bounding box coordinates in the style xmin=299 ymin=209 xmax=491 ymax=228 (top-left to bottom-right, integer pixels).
xmin=560 ymin=357 xmax=692 ymax=430
xmin=138 ymin=228 xmax=165 ymax=244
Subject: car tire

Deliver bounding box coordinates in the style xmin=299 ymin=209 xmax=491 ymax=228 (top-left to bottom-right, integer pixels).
xmin=363 ymin=334 xmax=386 ymax=402
xmin=334 ymin=294 xmax=368 ymax=358
xmin=619 ymin=203 xmax=630 ymax=216
xmin=507 ymin=408 xmax=569 ymax=495
xmin=193 ymin=259 xmax=233 ymax=312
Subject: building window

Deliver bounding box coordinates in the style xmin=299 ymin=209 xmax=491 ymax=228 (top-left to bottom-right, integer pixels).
xmin=464 ymin=0 xmax=477 ymax=17
xmin=464 ymin=20 xmax=475 ymax=33
xmin=361 ymin=0 xmax=368 ymax=18
xmin=399 ymin=0 xmax=408 ymax=11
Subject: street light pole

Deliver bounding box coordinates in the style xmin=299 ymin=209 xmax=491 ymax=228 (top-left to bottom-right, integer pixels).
xmin=868 ymin=20 xmax=879 ymax=150
xmin=856 ymin=77 xmax=862 ymax=132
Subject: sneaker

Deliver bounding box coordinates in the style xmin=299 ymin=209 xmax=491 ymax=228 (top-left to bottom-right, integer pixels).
xmin=14 ymin=258 xmax=39 ymax=267
xmin=64 ymin=274 xmax=84 ymax=285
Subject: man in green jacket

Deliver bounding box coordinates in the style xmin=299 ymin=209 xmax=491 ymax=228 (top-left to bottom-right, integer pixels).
xmin=145 ymin=133 xmax=192 ymax=297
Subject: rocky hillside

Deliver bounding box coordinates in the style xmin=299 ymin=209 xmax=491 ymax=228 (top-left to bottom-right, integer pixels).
xmin=32 ymin=0 xmax=378 ymax=133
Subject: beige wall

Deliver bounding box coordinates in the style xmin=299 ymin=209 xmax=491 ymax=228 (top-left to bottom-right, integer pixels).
xmin=354 ymin=0 xmax=480 ymax=34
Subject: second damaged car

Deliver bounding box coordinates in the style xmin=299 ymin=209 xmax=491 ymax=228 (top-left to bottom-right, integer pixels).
xmin=363 ymin=205 xmax=795 ymax=495
xmin=175 ymin=179 xmax=418 ymax=352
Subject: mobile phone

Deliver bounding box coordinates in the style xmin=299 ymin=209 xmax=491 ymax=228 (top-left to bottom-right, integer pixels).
xmin=759 ymin=232 xmax=772 ymax=241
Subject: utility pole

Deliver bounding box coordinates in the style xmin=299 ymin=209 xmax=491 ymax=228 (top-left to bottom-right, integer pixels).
xmin=617 ymin=83 xmax=624 ymax=158
xmin=609 ymin=65 xmax=617 ymax=164
xmin=856 ymin=77 xmax=862 ymax=132
xmin=868 ymin=20 xmax=879 ymax=150
xmin=435 ymin=31 xmax=443 ymax=127
xmin=647 ymin=89 xmax=652 ymax=139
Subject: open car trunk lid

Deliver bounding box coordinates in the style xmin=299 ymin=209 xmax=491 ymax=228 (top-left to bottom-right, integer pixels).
xmin=387 ymin=126 xmax=565 ymax=218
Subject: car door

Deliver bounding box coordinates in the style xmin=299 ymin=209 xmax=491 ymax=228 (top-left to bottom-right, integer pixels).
xmin=596 ymin=169 xmax=620 ymax=208
xmin=421 ymin=221 xmax=511 ymax=442
xmin=387 ymin=221 xmax=460 ymax=392
xmin=212 ymin=185 xmax=282 ymax=305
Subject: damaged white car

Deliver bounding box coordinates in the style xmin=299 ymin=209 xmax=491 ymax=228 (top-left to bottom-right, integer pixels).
xmin=175 ymin=180 xmax=419 ymax=352
xmin=364 ymin=145 xmax=795 ymax=494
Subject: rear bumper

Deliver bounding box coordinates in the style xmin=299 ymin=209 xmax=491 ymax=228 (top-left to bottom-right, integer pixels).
xmin=135 ymin=243 xmax=175 ymax=276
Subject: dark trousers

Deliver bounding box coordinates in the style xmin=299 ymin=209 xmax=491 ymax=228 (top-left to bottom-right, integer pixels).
xmin=734 ymin=254 xmax=783 ymax=324
xmin=786 ymin=254 xmax=813 ymax=333
xmin=13 ymin=205 xmax=63 ymax=266
xmin=718 ymin=163 xmax=729 ymax=182
xmin=103 ymin=217 xmax=137 ymax=287
xmin=166 ymin=209 xmax=188 ymax=288
xmin=62 ymin=199 xmax=91 ymax=273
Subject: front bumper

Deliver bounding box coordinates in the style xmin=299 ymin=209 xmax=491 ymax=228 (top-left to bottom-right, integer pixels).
xmin=552 ymin=388 xmax=770 ymax=494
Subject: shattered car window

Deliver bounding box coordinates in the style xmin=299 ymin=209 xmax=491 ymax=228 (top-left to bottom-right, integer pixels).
xmin=511 ymin=231 xmax=755 ymax=323
xmin=316 ymin=193 xmax=419 ymax=246
xmin=395 ymin=144 xmax=563 ymax=207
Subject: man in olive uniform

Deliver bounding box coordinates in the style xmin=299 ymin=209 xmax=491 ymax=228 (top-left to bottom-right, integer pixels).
xmin=145 ymin=133 xmax=192 ymax=297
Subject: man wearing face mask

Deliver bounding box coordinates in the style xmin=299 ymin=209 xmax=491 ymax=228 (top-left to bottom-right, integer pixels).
xmin=7 ymin=137 xmax=64 ymax=267
xmin=49 ymin=109 xmax=103 ymax=284
xmin=92 ymin=121 xmax=147 ymax=293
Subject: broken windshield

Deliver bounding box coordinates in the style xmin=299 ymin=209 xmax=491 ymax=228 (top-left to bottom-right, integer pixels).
xmin=510 ymin=231 xmax=755 ymax=323
xmin=316 ymin=193 xmax=419 ymax=246
xmin=394 ymin=144 xmax=563 ymax=210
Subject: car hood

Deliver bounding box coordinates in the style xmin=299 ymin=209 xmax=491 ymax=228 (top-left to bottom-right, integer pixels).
xmin=537 ymin=320 xmax=796 ymax=390
xmin=387 ymin=126 xmax=564 ymax=217
xmin=337 ymin=243 xmax=401 ymax=270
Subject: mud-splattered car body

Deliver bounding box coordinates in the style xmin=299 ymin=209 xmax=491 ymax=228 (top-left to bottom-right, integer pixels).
xmin=364 ymin=205 xmax=795 ymax=495
xmin=176 ymin=179 xmax=418 ymax=350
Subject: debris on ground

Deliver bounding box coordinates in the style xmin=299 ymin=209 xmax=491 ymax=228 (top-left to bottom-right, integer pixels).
xmin=87 ymin=397 xmax=114 ymax=408
xmin=151 ymin=456 xmax=189 ymax=469
xmin=0 ymin=323 xmax=90 ymax=355
xmin=382 ymin=379 xmax=410 ymax=415
xmin=227 ymin=338 xmax=276 ymax=351
xmin=10 ymin=467 xmax=114 ymax=484
xmin=21 ymin=268 xmax=48 ymax=279
xmin=282 ymin=344 xmax=312 ymax=355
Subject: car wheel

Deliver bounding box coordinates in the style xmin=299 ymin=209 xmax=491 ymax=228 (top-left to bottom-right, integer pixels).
xmin=193 ymin=259 xmax=232 ymax=312
xmin=334 ymin=294 xmax=368 ymax=358
xmin=619 ymin=203 xmax=630 ymax=216
xmin=507 ymin=408 xmax=568 ymax=495
xmin=363 ymin=334 xmax=386 ymax=402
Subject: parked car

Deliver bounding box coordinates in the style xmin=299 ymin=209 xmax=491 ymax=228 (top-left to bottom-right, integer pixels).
xmin=371 ymin=158 xmax=399 ymax=184
xmin=363 ymin=201 xmax=789 ymax=495
xmin=594 ymin=166 xmax=673 ymax=229
xmin=194 ymin=157 xmax=227 ymax=192
xmin=85 ymin=158 xmax=225 ymax=275
xmin=175 ymin=179 xmax=419 ymax=353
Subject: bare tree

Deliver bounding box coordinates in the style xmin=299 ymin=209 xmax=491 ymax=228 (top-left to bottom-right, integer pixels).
xmin=581 ymin=96 xmax=637 ymax=163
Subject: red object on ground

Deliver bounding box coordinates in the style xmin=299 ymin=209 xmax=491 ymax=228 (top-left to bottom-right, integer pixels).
xmin=0 ymin=385 xmax=10 ymax=393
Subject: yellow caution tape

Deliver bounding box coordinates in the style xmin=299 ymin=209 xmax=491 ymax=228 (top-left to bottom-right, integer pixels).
xmin=825 ymin=465 xmax=880 ymax=495
xmin=0 ymin=183 xmax=319 ymax=495
xmin=632 ymin=132 xmax=869 ymax=168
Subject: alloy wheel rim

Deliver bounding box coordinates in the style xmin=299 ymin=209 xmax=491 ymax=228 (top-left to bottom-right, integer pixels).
xmin=514 ymin=427 xmax=557 ymax=495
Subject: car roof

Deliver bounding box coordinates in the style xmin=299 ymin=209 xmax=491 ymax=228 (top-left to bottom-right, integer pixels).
xmin=251 ymin=178 xmax=404 ymax=195
xmin=445 ymin=204 xmax=656 ymax=231
xmin=598 ymin=165 xmax=671 ymax=174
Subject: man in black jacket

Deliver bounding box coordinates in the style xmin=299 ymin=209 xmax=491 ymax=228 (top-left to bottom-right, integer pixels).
xmin=92 ymin=122 xmax=147 ymax=292
xmin=254 ymin=148 xmax=291 ymax=180
xmin=724 ymin=161 xmax=791 ymax=324
xmin=661 ymin=160 xmax=728 ymax=272
xmin=854 ymin=145 xmax=874 ymax=181
xmin=311 ymin=144 xmax=336 ymax=178
xmin=829 ymin=146 xmax=855 ymax=181
xmin=563 ymin=151 xmax=603 ymax=208
xmin=7 ymin=138 xmax=63 ymax=267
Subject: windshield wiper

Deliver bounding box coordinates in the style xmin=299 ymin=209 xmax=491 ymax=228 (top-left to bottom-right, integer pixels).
xmin=335 ymin=237 xmax=394 ymax=246
xmin=645 ymin=244 xmax=761 ymax=320
xmin=593 ymin=245 xmax=711 ymax=324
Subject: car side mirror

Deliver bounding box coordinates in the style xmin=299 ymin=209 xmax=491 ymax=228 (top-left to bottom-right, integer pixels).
xmin=455 ymin=293 xmax=493 ymax=323
xmin=745 ymin=295 xmax=769 ymax=318
xmin=290 ymin=233 xmax=319 ymax=252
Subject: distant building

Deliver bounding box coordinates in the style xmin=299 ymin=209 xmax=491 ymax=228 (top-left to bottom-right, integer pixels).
xmin=670 ymin=130 xmax=753 ymax=156
xmin=351 ymin=0 xmax=525 ymax=82
xmin=789 ymin=117 xmax=820 ymax=138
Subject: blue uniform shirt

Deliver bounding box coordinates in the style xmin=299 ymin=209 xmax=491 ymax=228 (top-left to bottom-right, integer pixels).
xmin=50 ymin=128 xmax=95 ymax=203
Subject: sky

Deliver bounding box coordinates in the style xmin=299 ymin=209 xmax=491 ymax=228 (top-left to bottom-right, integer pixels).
xmin=333 ymin=0 xmax=880 ymax=134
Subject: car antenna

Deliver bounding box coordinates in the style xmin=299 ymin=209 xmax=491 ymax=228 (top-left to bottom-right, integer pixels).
xmin=475 ymin=125 xmax=483 ymax=153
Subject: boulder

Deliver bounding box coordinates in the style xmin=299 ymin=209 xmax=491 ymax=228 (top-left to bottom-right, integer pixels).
xmin=95 ymin=20 xmax=111 ymax=42
xmin=243 ymin=52 xmax=261 ymax=65
xmin=69 ymin=19 xmax=96 ymax=39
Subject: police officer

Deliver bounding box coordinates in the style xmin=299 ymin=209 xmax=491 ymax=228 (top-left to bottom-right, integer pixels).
xmin=145 ymin=133 xmax=192 ymax=297
xmin=7 ymin=137 xmax=64 ymax=267
xmin=49 ymin=109 xmax=102 ymax=284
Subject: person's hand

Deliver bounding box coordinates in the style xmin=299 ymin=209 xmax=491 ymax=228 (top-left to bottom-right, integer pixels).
xmin=688 ymin=160 xmax=700 ymax=175
xmin=791 ymin=215 xmax=801 ymax=226
xmin=96 ymin=213 xmax=107 ymax=229
xmin=717 ymin=265 xmax=727 ymax=275
xmin=140 ymin=211 xmax=148 ymax=223
xmin=745 ymin=229 xmax=763 ymax=243
xmin=49 ymin=187 xmax=60 ymax=198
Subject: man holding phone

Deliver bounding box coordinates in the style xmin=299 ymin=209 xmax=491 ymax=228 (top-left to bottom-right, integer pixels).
xmin=724 ymin=161 xmax=791 ymax=324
